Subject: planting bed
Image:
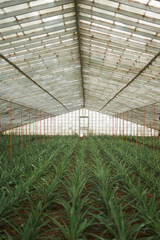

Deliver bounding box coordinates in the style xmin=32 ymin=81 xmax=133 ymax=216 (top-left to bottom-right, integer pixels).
xmin=0 ymin=135 xmax=160 ymax=239
xmin=124 ymin=135 xmax=160 ymax=151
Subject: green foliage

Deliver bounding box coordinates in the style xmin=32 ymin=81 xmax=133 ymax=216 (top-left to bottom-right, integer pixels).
xmin=1 ymin=134 xmax=160 ymax=239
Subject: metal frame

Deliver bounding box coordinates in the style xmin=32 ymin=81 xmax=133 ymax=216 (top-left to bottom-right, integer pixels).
xmin=0 ymin=0 xmax=160 ymax=132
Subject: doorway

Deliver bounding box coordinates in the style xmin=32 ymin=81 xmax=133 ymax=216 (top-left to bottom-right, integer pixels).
xmin=79 ymin=116 xmax=89 ymax=137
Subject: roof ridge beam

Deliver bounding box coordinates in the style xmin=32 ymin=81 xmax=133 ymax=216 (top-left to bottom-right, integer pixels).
xmin=74 ymin=0 xmax=85 ymax=108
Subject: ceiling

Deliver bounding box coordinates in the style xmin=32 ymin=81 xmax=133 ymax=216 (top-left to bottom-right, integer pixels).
xmin=0 ymin=0 xmax=160 ymax=132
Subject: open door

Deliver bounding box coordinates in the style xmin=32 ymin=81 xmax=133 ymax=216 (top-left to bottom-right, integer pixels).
xmin=79 ymin=116 xmax=89 ymax=137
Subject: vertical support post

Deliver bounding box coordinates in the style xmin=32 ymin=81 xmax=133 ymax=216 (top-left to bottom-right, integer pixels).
xmin=116 ymin=115 xmax=118 ymax=140
xmin=29 ymin=109 xmax=30 ymax=147
xmin=21 ymin=105 xmax=23 ymax=151
xmin=53 ymin=116 xmax=54 ymax=137
xmin=87 ymin=111 xmax=89 ymax=136
xmin=68 ymin=112 xmax=69 ymax=135
xmin=109 ymin=115 xmax=110 ymax=136
xmin=153 ymin=104 xmax=155 ymax=160
xmin=98 ymin=113 xmax=100 ymax=136
xmin=71 ymin=112 xmax=73 ymax=136
xmin=113 ymin=116 xmax=114 ymax=137
xmin=143 ymin=107 xmax=145 ymax=152
xmin=124 ymin=113 xmax=127 ymax=141
xmin=59 ymin=115 xmax=60 ymax=135
xmin=75 ymin=111 xmax=77 ymax=134
xmin=53 ymin=116 xmax=55 ymax=136
xmin=136 ymin=109 xmax=138 ymax=147
xmin=58 ymin=115 xmax=59 ymax=136
xmin=49 ymin=115 xmax=50 ymax=137
xmin=101 ymin=113 xmax=102 ymax=135
xmin=126 ymin=112 xmax=128 ymax=142
xmin=106 ymin=115 xmax=107 ymax=135
xmin=10 ymin=102 xmax=12 ymax=158
xmin=116 ymin=115 xmax=117 ymax=139
xmin=40 ymin=111 xmax=41 ymax=140
xmin=54 ymin=116 xmax=56 ymax=136
xmin=95 ymin=112 xmax=96 ymax=136
xmin=57 ymin=115 xmax=59 ymax=136
xmin=35 ymin=110 xmax=37 ymax=144
xmin=98 ymin=112 xmax=100 ymax=135
xmin=117 ymin=115 xmax=119 ymax=139
xmin=115 ymin=116 xmax=116 ymax=139
xmin=122 ymin=113 xmax=124 ymax=142
xmin=119 ymin=114 xmax=121 ymax=140
xmin=53 ymin=115 xmax=54 ymax=137
xmin=103 ymin=114 xmax=104 ymax=135
xmin=47 ymin=114 xmax=48 ymax=139
xmin=55 ymin=115 xmax=56 ymax=136
xmin=88 ymin=110 xmax=89 ymax=135
xmin=51 ymin=116 xmax=53 ymax=137
xmin=44 ymin=113 xmax=45 ymax=140
xmin=118 ymin=114 xmax=119 ymax=139
xmin=131 ymin=111 xmax=132 ymax=144
xmin=112 ymin=116 xmax=114 ymax=136
xmin=5 ymin=123 xmax=6 ymax=141
xmin=61 ymin=114 xmax=62 ymax=135
xmin=98 ymin=113 xmax=102 ymax=135
xmin=50 ymin=115 xmax=52 ymax=138
xmin=58 ymin=115 xmax=59 ymax=135
xmin=114 ymin=116 xmax=115 ymax=138
xmin=91 ymin=111 xmax=93 ymax=136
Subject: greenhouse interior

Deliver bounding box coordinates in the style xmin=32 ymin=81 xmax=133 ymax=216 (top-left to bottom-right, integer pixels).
xmin=1 ymin=0 xmax=160 ymax=239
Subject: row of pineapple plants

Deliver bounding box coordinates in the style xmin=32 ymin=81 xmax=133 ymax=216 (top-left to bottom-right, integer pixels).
xmin=92 ymin=136 xmax=160 ymax=239
xmin=121 ymin=135 xmax=160 ymax=150
xmin=1 ymin=135 xmax=160 ymax=239
xmin=0 ymin=135 xmax=79 ymax=239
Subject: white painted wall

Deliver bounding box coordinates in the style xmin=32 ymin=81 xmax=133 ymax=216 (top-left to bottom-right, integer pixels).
xmin=6 ymin=108 xmax=156 ymax=137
